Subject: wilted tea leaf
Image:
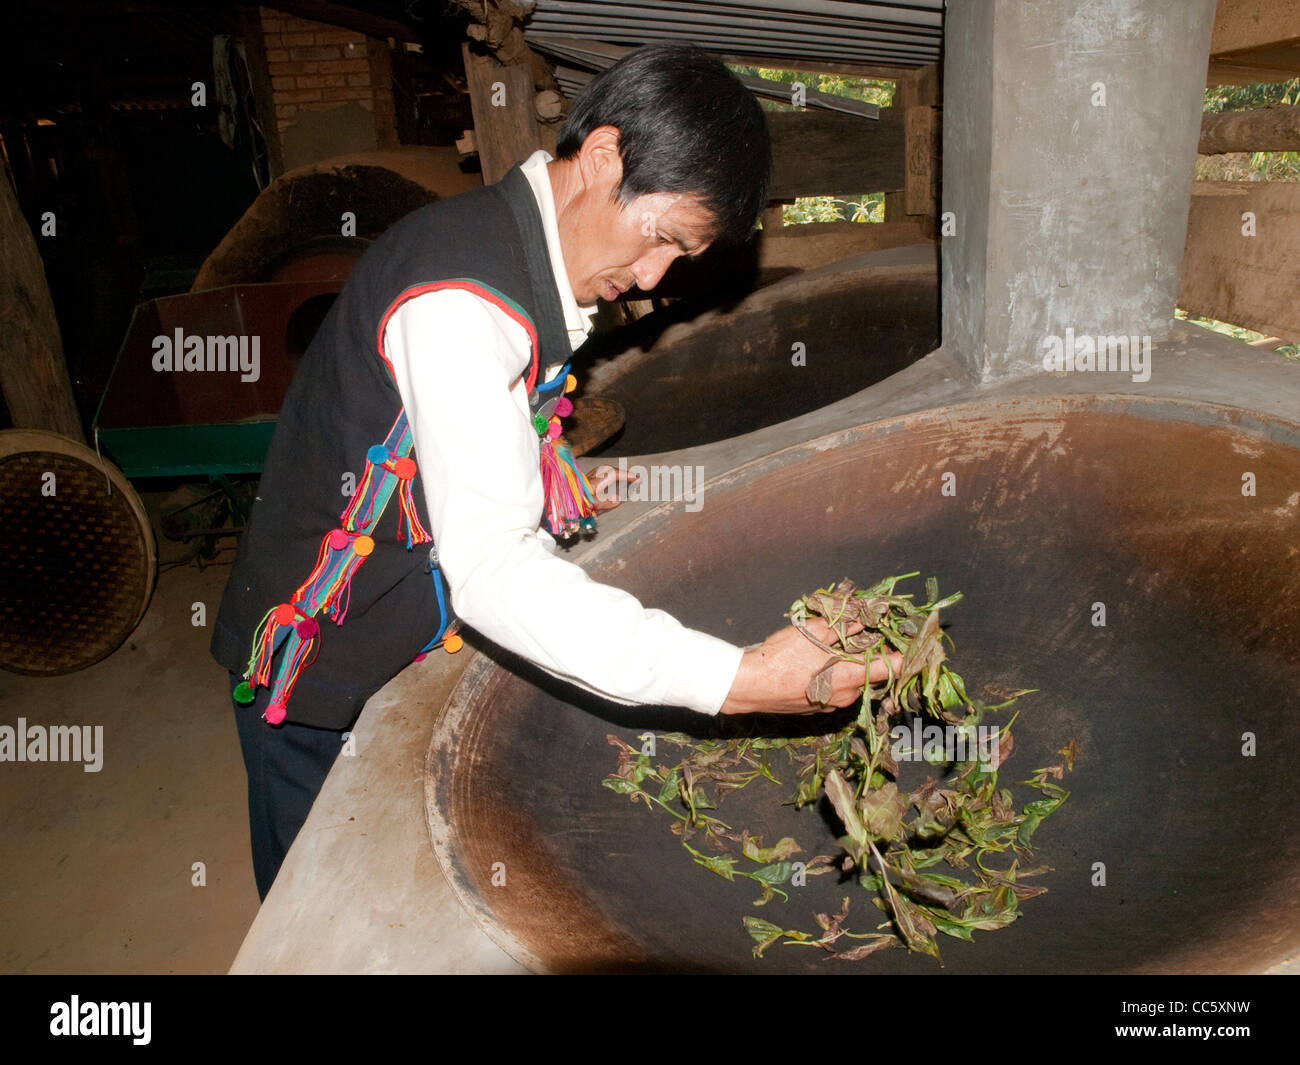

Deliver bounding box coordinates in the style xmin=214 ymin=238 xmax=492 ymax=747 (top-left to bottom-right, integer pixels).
xmin=860 ymin=781 xmax=907 ymax=841
xmin=831 ymin=936 xmax=898 ymax=961
xmin=741 ymin=835 xmax=801 ymax=864
xmin=825 ymin=769 xmax=868 ymax=854
xmin=602 ymin=573 xmax=1072 ymax=965
xmin=805 ymin=656 xmax=840 ymax=707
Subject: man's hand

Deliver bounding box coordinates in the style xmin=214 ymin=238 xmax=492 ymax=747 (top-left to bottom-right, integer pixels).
xmin=718 ymin=617 xmax=903 ymax=716
xmin=586 ymin=463 xmax=640 ymax=513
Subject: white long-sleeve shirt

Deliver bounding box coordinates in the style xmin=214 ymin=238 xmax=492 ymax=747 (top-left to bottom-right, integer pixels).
xmin=382 ymin=150 xmax=744 ymax=715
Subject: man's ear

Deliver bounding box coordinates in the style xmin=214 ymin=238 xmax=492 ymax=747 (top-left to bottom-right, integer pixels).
xmin=577 ymin=125 xmax=624 ymax=194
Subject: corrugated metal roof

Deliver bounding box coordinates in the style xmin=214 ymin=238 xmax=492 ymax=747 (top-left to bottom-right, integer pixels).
xmin=525 ymin=0 xmax=944 ymax=73
xmin=541 ymin=37 xmax=883 ymax=116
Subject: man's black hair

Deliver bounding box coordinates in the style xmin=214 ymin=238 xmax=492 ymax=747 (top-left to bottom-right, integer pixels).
xmin=555 ymin=42 xmax=771 ymax=246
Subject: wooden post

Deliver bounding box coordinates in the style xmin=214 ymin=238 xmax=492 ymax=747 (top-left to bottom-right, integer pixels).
xmin=462 ymin=41 xmax=542 ymax=185
xmin=0 ymin=173 xmax=84 ymax=443
xmin=901 ymin=64 xmax=940 ymax=235
xmin=235 ymin=5 xmax=285 ymax=181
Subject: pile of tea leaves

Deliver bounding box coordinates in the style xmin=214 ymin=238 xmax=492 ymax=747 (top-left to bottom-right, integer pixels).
xmin=602 ymin=573 xmax=1076 ymax=964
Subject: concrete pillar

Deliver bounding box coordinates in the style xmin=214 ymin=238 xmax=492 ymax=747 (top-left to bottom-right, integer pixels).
xmin=941 ymin=0 xmax=1217 ymax=381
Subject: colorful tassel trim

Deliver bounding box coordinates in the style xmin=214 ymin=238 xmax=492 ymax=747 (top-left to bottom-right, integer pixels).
xmin=340 ymin=443 xmax=430 ymax=550
xmin=241 ymin=602 xmax=320 ymax=724
xmin=242 ymin=360 xmax=591 ymax=725
xmin=240 ymin=408 xmax=439 ymax=725
xmin=394 ymin=457 xmax=430 ymax=549
xmin=295 ymin=527 xmax=375 ymax=624
xmin=534 ymin=370 xmax=597 ymax=539
xmin=539 ymin=436 xmax=597 ymax=538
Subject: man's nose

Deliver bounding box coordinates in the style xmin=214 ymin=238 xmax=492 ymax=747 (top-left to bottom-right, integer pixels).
xmin=630 ymin=246 xmax=680 ymax=292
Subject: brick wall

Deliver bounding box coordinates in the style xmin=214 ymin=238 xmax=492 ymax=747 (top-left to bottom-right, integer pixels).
xmin=257 ymin=6 xmax=398 ymax=164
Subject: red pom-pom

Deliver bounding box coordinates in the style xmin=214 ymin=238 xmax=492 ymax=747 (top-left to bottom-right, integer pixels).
xmin=273 ymin=603 xmax=297 ymax=625
xmin=328 ymin=528 xmax=349 ymax=551
xmin=265 ymin=701 xmax=287 ymax=725
xmin=547 ymin=419 xmax=562 ymax=440
xmin=555 ymin=396 xmax=573 ymax=418
xmin=393 ymin=457 xmax=417 ymax=480
xmin=412 ymin=652 xmax=427 ymax=663
xmin=296 ymin=618 xmax=320 ymax=640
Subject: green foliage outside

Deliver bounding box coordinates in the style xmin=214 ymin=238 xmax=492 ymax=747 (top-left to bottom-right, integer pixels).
xmin=730 ymin=65 xmax=895 ymax=110
xmin=730 ymin=66 xmax=895 ymax=226
xmin=782 ymin=192 xmax=885 ymax=225
xmin=1175 ymin=309 xmax=1299 ymax=363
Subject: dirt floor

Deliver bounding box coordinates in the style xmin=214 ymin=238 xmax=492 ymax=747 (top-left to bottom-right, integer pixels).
xmin=0 ymin=493 xmax=258 ymax=974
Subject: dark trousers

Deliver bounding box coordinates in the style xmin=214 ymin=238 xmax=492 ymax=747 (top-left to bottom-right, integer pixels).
xmin=229 ymin=673 xmax=349 ymax=901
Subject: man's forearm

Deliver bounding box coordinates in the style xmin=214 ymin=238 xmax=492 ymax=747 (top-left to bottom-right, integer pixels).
xmin=384 ymin=289 xmax=744 ymax=714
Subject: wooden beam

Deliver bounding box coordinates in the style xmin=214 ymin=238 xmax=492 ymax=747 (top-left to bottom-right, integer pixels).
xmin=1179 ymin=181 xmax=1300 ymax=339
xmin=1207 ymin=0 xmax=1300 ymax=84
xmin=0 ymin=173 xmax=84 ymax=443
xmin=461 ymin=41 xmax=542 ymax=185
xmin=759 ymin=221 xmax=930 ymax=274
xmin=1211 ymin=0 xmax=1300 ymax=54
xmin=1207 ymin=48 xmax=1300 ymax=85
xmin=768 ymin=107 xmax=904 ymax=200
xmin=1200 ymin=104 xmax=1300 ymax=153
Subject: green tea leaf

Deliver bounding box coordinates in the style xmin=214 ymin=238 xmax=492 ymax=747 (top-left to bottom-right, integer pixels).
xmin=1016 ymin=811 xmax=1043 ymax=846
xmin=751 ymin=861 xmax=794 ymax=885
xmin=694 ymin=852 xmax=737 ymax=881
xmin=606 ymin=572 xmax=1069 ymax=964
xmin=657 ymin=768 xmax=680 ymax=803
xmin=928 ymin=913 xmax=976 ymax=941
xmin=742 ymin=916 xmax=810 ymax=957
xmin=741 ymin=835 xmax=801 ymax=864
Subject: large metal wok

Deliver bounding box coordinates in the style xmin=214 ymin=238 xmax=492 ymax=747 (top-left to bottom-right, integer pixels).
xmin=426 ymin=394 xmax=1300 ymax=973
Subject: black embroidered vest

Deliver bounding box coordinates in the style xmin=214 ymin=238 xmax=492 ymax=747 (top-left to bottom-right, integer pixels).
xmin=210 ymin=165 xmax=575 ymax=729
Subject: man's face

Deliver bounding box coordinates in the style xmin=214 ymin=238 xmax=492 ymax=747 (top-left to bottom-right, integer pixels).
xmin=555 ymin=129 xmax=718 ymax=306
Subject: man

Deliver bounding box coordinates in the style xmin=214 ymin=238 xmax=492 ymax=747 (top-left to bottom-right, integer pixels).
xmin=212 ymin=42 xmax=899 ymax=900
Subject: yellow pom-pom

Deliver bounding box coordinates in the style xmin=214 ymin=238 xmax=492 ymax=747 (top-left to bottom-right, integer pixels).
xmin=564 ymin=374 xmax=577 ymax=394
xmin=443 ymin=633 xmax=464 ymax=653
